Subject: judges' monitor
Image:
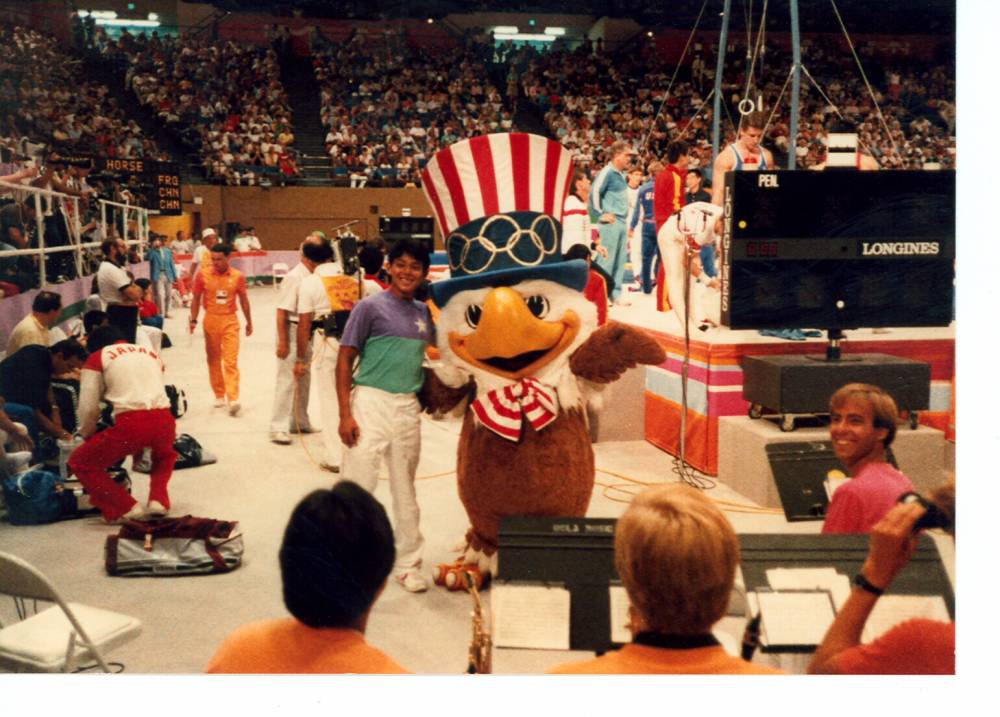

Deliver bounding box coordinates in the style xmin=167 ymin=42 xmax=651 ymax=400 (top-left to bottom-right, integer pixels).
xmin=720 ymin=170 xmax=955 ymax=330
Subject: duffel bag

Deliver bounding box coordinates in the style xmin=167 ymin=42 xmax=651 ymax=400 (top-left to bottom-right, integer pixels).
xmin=2 ymin=469 xmax=74 ymax=525
xmin=105 ymin=515 xmax=243 ymax=576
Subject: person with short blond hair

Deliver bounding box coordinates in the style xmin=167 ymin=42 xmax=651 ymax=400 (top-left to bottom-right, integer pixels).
xmin=549 ymin=484 xmax=782 ymax=674
xmin=823 ymin=383 xmax=914 ymax=534
xmin=590 ymin=142 xmax=637 ymax=305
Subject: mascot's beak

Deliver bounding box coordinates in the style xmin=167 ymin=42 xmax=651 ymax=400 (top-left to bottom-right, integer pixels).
xmin=450 ymin=286 xmax=580 ymax=380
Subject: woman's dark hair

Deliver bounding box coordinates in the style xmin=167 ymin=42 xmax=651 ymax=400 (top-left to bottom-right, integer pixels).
xmin=279 ymin=482 xmax=395 ymax=629
xmin=134 ymin=277 xmax=151 ymax=291
xmin=563 ymin=243 xmax=592 ymax=262
xmin=83 ymin=309 xmax=108 ymax=335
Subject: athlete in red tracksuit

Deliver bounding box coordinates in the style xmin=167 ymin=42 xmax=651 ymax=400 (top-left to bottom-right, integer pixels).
xmin=68 ymin=326 xmax=177 ymax=522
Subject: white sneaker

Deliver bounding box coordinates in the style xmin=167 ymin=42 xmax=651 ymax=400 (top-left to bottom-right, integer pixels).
xmin=270 ymin=431 xmax=292 ymax=445
xmin=213 ymin=397 xmax=226 ymax=408
xmin=396 ymin=571 xmax=429 ymax=593
xmin=146 ymin=500 xmax=170 ymax=518
xmin=228 ymin=401 xmax=241 ymax=416
xmin=105 ymin=503 xmax=146 ymax=525
xmin=614 ymin=296 xmax=632 ymax=307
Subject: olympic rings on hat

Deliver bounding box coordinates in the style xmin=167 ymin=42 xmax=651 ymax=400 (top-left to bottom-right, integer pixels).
xmin=447 ymin=214 xmax=559 ymax=276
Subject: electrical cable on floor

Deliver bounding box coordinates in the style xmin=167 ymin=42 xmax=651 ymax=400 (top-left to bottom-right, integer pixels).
xmin=595 ymin=467 xmax=781 ymax=514
xmin=73 ymin=661 xmax=125 ymax=673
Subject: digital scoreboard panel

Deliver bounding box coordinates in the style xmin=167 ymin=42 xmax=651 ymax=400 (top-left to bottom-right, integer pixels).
xmin=96 ymin=158 xmax=183 ymax=215
xmin=720 ymin=170 xmax=955 ymax=330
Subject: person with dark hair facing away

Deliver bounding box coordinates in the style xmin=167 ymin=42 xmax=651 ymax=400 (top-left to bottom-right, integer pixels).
xmin=68 ymin=325 xmax=177 ymax=523
xmin=549 ymin=484 xmax=782 ymax=674
xmin=5 ymin=290 xmax=62 ymax=356
xmin=358 ymin=242 xmax=389 ymax=290
xmin=810 ymin=479 xmax=955 ymax=674
xmin=190 ymin=242 xmax=253 ymax=416
xmin=0 ymin=339 xmax=87 ymax=450
xmin=336 ymin=239 xmax=434 ymax=593
xmin=206 ymin=481 xmax=408 ymax=673
xmin=822 ymin=383 xmax=914 ymax=534
xmin=81 ymin=310 xmax=109 ymax=346
xmin=564 ymin=244 xmax=609 ymax=326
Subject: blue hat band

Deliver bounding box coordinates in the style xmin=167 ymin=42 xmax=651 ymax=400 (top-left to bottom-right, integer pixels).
xmin=447 ymin=211 xmax=560 ymax=278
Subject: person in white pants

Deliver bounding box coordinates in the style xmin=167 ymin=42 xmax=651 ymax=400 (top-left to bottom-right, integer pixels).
xmin=269 ymin=235 xmax=329 ymax=444
xmin=335 ymin=240 xmax=433 ymax=593
xmin=295 ymin=240 xmax=372 ymax=471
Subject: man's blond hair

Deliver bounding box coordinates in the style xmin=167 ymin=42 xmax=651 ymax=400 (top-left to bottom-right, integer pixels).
xmin=616 ymin=484 xmax=739 ymax=634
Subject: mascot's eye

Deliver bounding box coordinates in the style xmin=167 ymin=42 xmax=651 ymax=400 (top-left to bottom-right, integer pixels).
xmin=465 ymin=304 xmax=483 ymax=328
xmin=526 ymin=295 xmax=550 ymax=319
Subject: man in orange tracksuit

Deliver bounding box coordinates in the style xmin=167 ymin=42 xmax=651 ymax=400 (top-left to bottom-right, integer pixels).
xmin=190 ymin=243 xmax=253 ymax=416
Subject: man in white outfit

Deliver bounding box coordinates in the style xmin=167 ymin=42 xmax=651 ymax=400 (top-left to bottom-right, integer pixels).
xmin=269 ymin=233 xmax=330 ymax=444
xmin=295 ymin=239 xmax=371 ymax=472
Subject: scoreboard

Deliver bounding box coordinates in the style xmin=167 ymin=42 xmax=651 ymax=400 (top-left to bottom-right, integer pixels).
xmin=96 ymin=158 xmax=183 ymax=215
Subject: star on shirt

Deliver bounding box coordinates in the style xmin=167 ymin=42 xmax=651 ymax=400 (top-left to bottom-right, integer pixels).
xmin=415 ymin=318 xmax=428 ymax=335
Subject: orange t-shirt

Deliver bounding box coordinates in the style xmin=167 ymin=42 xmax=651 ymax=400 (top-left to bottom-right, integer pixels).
xmin=194 ymin=267 xmax=245 ymax=316
xmin=548 ymin=644 xmax=784 ymax=674
xmin=833 ymin=618 xmax=955 ymax=675
xmin=205 ymin=618 xmax=409 ymax=674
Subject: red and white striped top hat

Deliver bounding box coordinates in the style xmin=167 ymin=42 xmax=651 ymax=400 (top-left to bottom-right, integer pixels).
xmin=421 ymin=133 xmax=575 ymax=237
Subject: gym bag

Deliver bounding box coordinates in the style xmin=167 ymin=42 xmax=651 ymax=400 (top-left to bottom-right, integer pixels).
xmin=2 ymin=469 xmax=74 ymax=525
xmin=105 ymin=515 xmax=243 ymax=576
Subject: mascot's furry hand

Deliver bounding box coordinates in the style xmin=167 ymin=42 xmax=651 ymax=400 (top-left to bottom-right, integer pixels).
xmin=569 ymin=321 xmax=666 ymax=383
xmin=419 ymin=367 xmax=474 ymax=416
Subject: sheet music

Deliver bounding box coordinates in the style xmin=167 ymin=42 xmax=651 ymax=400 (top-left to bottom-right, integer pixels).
xmin=766 ymin=567 xmax=852 ymax=610
xmin=608 ymin=585 xmax=632 ymax=644
xmin=757 ymin=590 xmax=836 ymax=648
xmin=492 ymin=583 xmax=571 ymax=650
xmin=862 ymin=595 xmax=951 ymax=644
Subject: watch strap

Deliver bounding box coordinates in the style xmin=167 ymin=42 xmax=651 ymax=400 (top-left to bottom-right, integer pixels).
xmin=852 ymin=572 xmax=885 ymax=596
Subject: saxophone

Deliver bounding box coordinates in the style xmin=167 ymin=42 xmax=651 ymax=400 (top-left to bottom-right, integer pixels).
xmin=465 ymin=572 xmax=492 ymax=674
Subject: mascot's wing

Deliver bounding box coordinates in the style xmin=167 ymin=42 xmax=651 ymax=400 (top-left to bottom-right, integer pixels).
xmin=569 ymin=321 xmax=666 ymax=384
xmin=419 ymin=367 xmax=474 ymax=415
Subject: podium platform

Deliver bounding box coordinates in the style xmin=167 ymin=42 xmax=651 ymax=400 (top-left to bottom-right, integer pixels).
xmin=718 ymin=416 xmax=952 ymax=509
xmin=607 ymin=292 xmax=956 ymax=476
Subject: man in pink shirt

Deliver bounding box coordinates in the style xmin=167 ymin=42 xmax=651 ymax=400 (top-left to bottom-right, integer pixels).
xmin=822 ymin=383 xmax=914 ymax=534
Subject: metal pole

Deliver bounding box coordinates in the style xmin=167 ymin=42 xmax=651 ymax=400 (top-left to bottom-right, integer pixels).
xmin=711 ymin=0 xmax=733 ymax=168
xmin=33 ymin=192 xmax=46 ymax=287
xmin=72 ymin=197 xmax=83 ymax=278
xmin=788 ymin=0 xmax=802 ymax=169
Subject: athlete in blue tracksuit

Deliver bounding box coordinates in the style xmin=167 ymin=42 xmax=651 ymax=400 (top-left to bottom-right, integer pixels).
xmin=589 ymin=143 xmax=634 ymax=303
xmin=628 ymin=176 xmax=660 ymax=294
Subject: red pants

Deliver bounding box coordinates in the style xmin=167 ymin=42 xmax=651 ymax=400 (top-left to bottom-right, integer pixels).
xmin=68 ymin=408 xmax=177 ymax=520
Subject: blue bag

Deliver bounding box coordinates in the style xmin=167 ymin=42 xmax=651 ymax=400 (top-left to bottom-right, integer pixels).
xmin=1 ymin=469 xmax=69 ymax=525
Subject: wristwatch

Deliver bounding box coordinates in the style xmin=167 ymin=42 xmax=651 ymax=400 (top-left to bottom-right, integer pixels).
xmin=852 ymin=572 xmax=885 ymax=596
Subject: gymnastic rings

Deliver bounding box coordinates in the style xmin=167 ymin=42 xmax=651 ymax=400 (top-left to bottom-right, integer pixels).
xmin=738 ymin=94 xmax=764 ymax=116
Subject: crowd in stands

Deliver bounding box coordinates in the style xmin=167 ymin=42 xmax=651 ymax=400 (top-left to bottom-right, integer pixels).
xmin=313 ymin=27 xmax=510 ymax=186
xmin=0 ymin=25 xmax=168 ymax=164
xmin=514 ymin=35 xmax=955 ymax=174
xmin=98 ymin=29 xmax=301 ymax=186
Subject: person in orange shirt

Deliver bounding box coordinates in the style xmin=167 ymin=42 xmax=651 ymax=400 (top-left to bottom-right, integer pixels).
xmin=189 ymin=243 xmax=253 ymax=416
xmin=549 ymin=483 xmax=783 ymax=674
xmin=206 ymin=481 xmax=409 ymax=673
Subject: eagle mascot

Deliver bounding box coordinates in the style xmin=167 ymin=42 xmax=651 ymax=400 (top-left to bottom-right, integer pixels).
xmin=417 ymin=133 xmax=666 ymax=589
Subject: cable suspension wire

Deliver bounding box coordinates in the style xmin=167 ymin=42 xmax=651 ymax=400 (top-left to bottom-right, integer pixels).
xmin=761 ymin=65 xmax=794 ymax=137
xmin=740 ymin=0 xmax=769 ymax=116
xmin=638 ymin=0 xmax=710 ymax=153
xmin=828 ymin=0 xmax=899 ymax=155
xmin=800 ymin=65 xmax=881 ymax=162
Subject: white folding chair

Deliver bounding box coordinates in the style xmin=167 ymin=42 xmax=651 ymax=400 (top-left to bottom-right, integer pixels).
xmin=272 ymin=262 xmax=290 ymax=289
xmin=0 ymin=551 xmax=142 ymax=672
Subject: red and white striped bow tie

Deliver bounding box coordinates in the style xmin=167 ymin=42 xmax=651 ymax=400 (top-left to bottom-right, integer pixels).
xmin=471 ymin=377 xmax=559 ymax=442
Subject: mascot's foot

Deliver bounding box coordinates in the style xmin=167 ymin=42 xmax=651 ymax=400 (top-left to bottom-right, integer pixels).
xmin=433 ymin=558 xmax=490 ymax=592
